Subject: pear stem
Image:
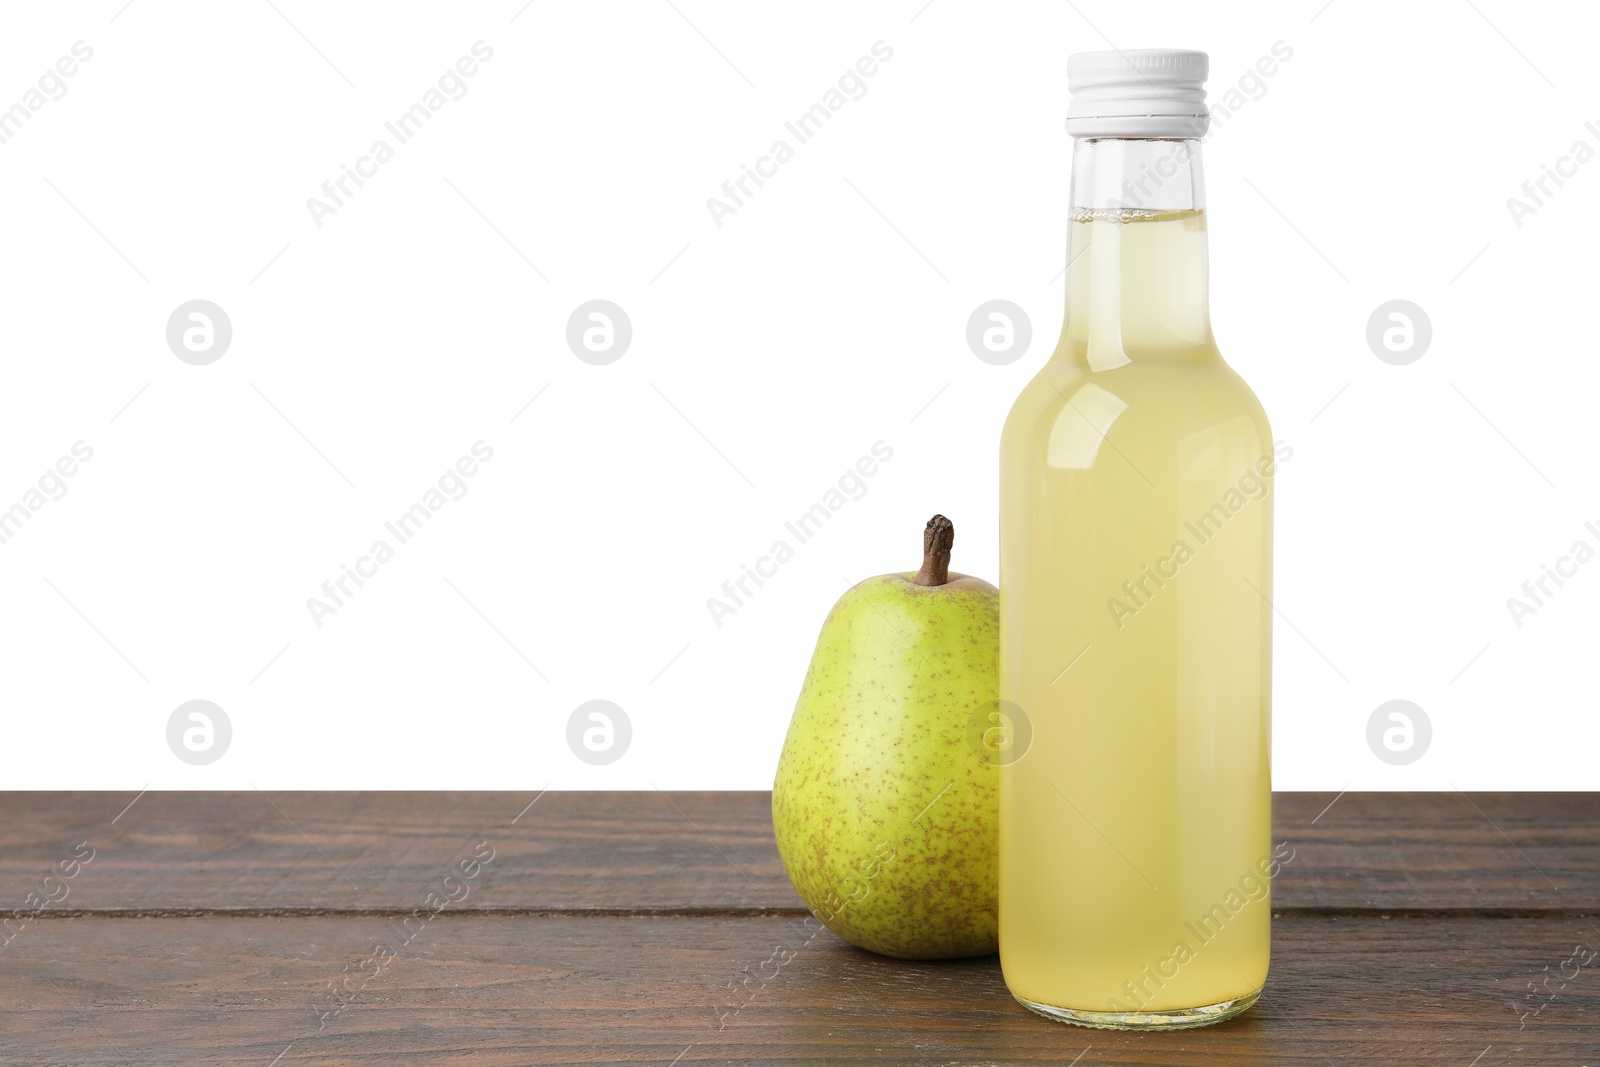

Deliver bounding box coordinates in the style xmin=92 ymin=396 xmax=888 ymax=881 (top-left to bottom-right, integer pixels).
xmin=913 ymin=514 xmax=954 ymax=587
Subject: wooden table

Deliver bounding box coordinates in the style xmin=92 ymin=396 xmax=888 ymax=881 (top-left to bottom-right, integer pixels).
xmin=0 ymin=791 xmax=1595 ymax=1065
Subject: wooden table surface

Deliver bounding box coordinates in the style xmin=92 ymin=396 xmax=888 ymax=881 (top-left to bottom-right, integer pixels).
xmin=0 ymin=791 xmax=1595 ymax=1065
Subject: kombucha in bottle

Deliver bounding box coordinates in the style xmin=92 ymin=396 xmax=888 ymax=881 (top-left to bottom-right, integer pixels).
xmin=998 ymin=49 xmax=1277 ymax=1029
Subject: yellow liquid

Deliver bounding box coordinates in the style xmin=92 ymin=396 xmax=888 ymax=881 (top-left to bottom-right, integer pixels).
xmin=998 ymin=209 xmax=1274 ymax=1024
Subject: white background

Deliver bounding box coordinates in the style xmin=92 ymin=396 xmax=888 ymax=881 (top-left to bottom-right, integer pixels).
xmin=1 ymin=0 xmax=1594 ymax=791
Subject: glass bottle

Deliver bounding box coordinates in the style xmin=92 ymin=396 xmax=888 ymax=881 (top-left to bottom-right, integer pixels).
xmin=998 ymin=49 xmax=1277 ymax=1030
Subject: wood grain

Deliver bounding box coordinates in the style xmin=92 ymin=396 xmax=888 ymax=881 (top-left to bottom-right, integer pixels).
xmin=0 ymin=791 xmax=1593 ymax=913
xmin=0 ymin=791 xmax=1594 ymax=1065
xmin=1 ymin=914 xmax=1595 ymax=1066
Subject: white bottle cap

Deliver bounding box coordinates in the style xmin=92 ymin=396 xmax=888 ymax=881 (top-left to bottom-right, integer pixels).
xmin=1065 ymin=49 xmax=1209 ymax=139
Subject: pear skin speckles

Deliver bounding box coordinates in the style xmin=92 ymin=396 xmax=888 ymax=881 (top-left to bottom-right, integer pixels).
xmin=772 ymin=571 xmax=1000 ymax=959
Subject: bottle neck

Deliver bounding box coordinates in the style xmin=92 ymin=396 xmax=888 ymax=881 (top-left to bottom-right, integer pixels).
xmin=1059 ymin=138 xmax=1213 ymax=370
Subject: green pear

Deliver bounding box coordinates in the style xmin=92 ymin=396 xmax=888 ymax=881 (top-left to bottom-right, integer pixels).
xmin=772 ymin=514 xmax=999 ymax=959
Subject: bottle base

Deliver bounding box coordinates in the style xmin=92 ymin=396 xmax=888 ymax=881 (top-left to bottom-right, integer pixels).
xmin=1013 ymin=985 xmax=1262 ymax=1030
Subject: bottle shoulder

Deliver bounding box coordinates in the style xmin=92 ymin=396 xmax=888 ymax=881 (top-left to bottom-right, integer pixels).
xmin=1002 ymin=352 xmax=1272 ymax=459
